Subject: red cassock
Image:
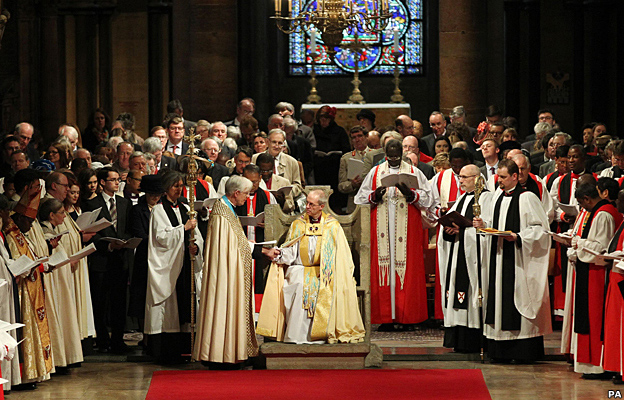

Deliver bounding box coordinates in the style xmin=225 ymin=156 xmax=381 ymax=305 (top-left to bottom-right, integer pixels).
xmin=370 ymin=169 xmax=428 ymax=324
xmin=575 ymin=203 xmax=622 ymax=367
xmin=603 ymin=221 xmax=624 ymax=374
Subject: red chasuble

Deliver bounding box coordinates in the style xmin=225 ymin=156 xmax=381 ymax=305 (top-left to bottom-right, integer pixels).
xmin=370 ymin=165 xmax=428 ymax=324
xmin=575 ymin=202 xmax=623 ymax=367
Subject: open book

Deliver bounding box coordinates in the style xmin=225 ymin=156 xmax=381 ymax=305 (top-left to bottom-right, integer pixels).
xmin=547 ymin=231 xmax=573 ymax=245
xmin=101 ymin=237 xmax=143 ymax=250
xmin=8 ymin=255 xmax=49 ymax=277
xmin=68 ymin=243 xmax=97 ymax=263
xmin=194 ymin=198 xmax=219 ymax=212
xmin=239 ymin=212 xmax=264 ymax=227
xmin=81 ymin=218 xmax=113 ymax=233
xmin=583 ymin=247 xmax=624 ymax=262
xmin=270 ymin=186 xmax=293 ymax=197
xmin=557 ymin=201 xmax=579 ymax=217
xmin=380 ymin=173 xmax=420 ymax=190
xmin=44 ymin=230 xmax=70 ymax=241
xmin=347 ymin=158 xmax=365 ymax=180
xmin=314 ymin=150 xmax=343 ymax=157
xmin=76 ymin=207 xmax=102 ymax=230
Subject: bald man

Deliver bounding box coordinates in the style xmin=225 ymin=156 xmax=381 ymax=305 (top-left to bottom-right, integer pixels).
xmin=511 ymin=154 xmax=554 ymax=223
xmin=437 ymin=164 xmax=492 ymax=353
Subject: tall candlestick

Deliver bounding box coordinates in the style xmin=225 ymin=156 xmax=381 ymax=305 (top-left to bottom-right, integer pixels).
xmin=310 ymin=27 xmax=316 ymax=53
xmin=393 ymin=27 xmax=399 ymax=53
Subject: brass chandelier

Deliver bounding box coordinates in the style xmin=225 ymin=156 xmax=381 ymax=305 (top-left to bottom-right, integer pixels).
xmin=271 ymin=0 xmax=393 ymax=58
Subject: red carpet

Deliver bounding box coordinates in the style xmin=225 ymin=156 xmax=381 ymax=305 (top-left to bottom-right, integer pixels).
xmin=146 ymin=369 xmax=491 ymax=400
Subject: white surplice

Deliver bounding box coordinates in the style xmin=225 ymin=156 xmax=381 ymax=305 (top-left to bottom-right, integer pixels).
xmin=145 ymin=204 xmax=203 ymax=334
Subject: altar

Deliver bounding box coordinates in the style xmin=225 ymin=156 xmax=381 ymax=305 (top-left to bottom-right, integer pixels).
xmin=301 ymin=103 xmax=411 ymax=133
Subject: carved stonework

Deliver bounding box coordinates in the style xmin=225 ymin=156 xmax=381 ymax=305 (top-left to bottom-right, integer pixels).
xmin=0 ymin=7 xmax=9 ymax=50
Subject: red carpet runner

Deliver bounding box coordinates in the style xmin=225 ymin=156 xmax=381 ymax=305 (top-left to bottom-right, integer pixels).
xmin=146 ymin=369 xmax=491 ymax=400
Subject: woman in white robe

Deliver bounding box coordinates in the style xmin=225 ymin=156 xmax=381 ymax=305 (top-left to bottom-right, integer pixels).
xmin=145 ymin=171 xmax=203 ymax=363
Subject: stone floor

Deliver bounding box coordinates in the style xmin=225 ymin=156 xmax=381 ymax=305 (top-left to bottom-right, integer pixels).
xmin=4 ymin=327 xmax=622 ymax=400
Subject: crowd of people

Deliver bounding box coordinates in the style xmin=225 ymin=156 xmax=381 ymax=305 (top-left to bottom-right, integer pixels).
xmin=0 ymin=98 xmax=622 ymax=392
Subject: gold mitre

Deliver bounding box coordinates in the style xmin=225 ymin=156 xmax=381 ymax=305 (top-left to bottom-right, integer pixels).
xmin=14 ymin=187 xmax=41 ymax=219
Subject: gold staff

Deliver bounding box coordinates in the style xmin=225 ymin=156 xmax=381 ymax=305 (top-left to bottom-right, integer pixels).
xmin=181 ymin=128 xmax=211 ymax=361
xmin=473 ymin=174 xmax=486 ymax=363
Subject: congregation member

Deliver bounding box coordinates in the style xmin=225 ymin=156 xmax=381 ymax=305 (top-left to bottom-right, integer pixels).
xmin=510 ymin=154 xmax=554 ymax=223
xmin=200 ymin=138 xmax=229 ymax=188
xmin=438 ymin=164 xmax=492 ymax=353
xmin=402 ymin=136 xmax=435 ymax=179
xmin=421 ymin=111 xmax=447 ymax=157
xmin=145 ymin=171 xmax=203 ymax=363
xmin=257 ymin=189 xmax=365 ymax=344
xmin=165 ymin=115 xmax=188 ymax=157
xmin=355 ymin=139 xmax=433 ymax=330
xmin=476 ymin=159 xmax=552 ymax=363
xmin=83 ymin=167 xmax=132 ymax=354
xmin=479 ymin=137 xmax=499 ymax=180
xmin=143 ymin=136 xmax=175 ymax=173
xmin=338 ymin=126 xmax=371 ymax=213
xmin=251 ymin=129 xmax=302 ymax=198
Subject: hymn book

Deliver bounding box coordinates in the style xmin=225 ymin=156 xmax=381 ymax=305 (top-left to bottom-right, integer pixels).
xmin=8 ymin=255 xmax=49 ymax=277
xmin=438 ymin=211 xmax=474 ymax=229
xmin=547 ymin=231 xmax=573 ymax=246
xmin=101 ymin=237 xmax=143 ymax=249
xmin=270 ymin=186 xmax=293 ymax=197
xmin=380 ymin=173 xmax=420 ymax=190
xmin=556 ymin=201 xmax=579 ymax=217
xmin=239 ymin=212 xmax=265 ymax=227
xmin=347 ymin=158 xmax=365 ymax=180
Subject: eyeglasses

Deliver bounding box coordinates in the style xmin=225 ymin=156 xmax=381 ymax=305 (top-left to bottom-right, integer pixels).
xmin=386 ymin=156 xmax=402 ymax=162
xmin=106 ymin=178 xmax=121 ymax=182
xmin=458 ymin=174 xmax=478 ymax=179
xmin=306 ymin=202 xmax=321 ymax=207
xmin=55 ymin=182 xmax=68 ymax=187
xmin=259 ymin=169 xmax=273 ymax=173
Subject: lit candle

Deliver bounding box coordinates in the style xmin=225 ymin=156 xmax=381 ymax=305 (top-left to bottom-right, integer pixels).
xmin=310 ymin=27 xmax=317 ymax=54
xmin=393 ymin=27 xmax=399 ymax=53
xmin=288 ymin=0 xmax=292 ymax=13
xmin=274 ymin=0 xmax=279 ymax=14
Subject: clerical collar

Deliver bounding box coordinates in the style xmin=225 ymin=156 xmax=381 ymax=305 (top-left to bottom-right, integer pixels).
xmin=503 ymin=185 xmax=518 ymax=196
xmin=309 ymin=216 xmax=321 ymax=224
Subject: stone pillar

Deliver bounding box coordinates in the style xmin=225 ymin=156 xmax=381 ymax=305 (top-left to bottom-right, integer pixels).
xmin=438 ymin=0 xmax=487 ymax=127
xmin=171 ymin=0 xmax=237 ymax=121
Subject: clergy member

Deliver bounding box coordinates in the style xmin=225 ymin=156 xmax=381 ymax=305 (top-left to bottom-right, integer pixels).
xmin=601 ymin=189 xmax=624 ymax=384
xmin=257 ymin=189 xmax=366 ymax=344
xmin=354 ymin=139 xmax=433 ymax=330
xmin=3 ymin=178 xmax=53 ymax=385
xmin=235 ymin=164 xmax=277 ymax=314
xmin=476 ymin=159 xmax=552 ymax=363
xmin=568 ymin=182 xmax=621 ymax=378
xmin=145 ymin=171 xmax=203 ymax=363
xmin=437 ymin=164 xmax=492 ymax=353
xmin=194 ymin=176 xmax=278 ymax=367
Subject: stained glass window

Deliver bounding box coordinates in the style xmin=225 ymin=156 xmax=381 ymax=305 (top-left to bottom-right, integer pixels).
xmin=288 ymin=0 xmax=423 ymax=76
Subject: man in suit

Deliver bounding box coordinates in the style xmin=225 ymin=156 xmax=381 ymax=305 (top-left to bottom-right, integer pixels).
xmin=421 ymin=111 xmax=447 ymax=157
xmin=200 ymin=138 xmax=229 ymax=188
xmin=402 ymin=135 xmax=435 ymax=179
xmin=164 ymin=115 xmax=189 ymax=157
xmin=167 ymin=99 xmax=197 ymax=135
xmin=83 ymin=166 xmax=133 ymax=354
xmin=142 ymin=137 xmax=176 ymax=174
xmin=251 ymin=129 xmax=303 ymax=196
xmin=479 ymin=137 xmax=500 ymax=180
xmin=14 ymin=122 xmax=40 ymax=162
xmin=395 ymin=115 xmax=415 ymax=138
xmin=225 ymin=98 xmax=256 ymax=134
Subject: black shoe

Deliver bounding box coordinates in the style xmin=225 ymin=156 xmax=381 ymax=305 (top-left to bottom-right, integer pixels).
xmin=97 ymin=346 xmax=111 ymax=354
xmin=13 ymin=383 xmax=37 ymax=391
xmin=581 ymin=372 xmax=614 ymax=380
xmin=110 ymin=342 xmax=132 ymax=354
xmin=54 ymin=366 xmax=71 ymax=375
xmin=613 ymin=375 xmax=623 ymax=385
xmin=68 ymin=362 xmax=82 ymax=368
xmin=377 ymin=323 xmax=397 ymax=332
